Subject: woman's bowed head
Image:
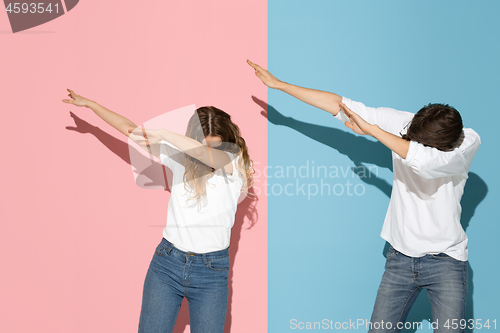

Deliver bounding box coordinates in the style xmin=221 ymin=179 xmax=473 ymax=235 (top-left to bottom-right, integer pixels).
xmin=63 ymin=87 xmax=255 ymax=202
xmin=186 ymin=106 xmax=255 ymax=202
xmin=129 ymin=106 xmax=255 ymax=202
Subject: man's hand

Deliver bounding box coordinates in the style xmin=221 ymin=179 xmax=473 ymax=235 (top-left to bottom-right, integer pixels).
xmin=247 ymin=59 xmax=284 ymax=89
xmin=339 ymin=102 xmax=377 ymax=136
xmin=247 ymin=59 xmax=342 ymax=115
xmin=340 ymin=103 xmax=410 ymax=159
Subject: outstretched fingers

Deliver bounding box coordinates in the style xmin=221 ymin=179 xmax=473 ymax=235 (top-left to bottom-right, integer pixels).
xmin=339 ymin=103 xmax=372 ymax=136
xmin=344 ymin=121 xmax=353 ymax=130
xmin=67 ymin=88 xmax=76 ymax=98
xmin=247 ymin=59 xmax=259 ymax=69
xmin=340 ymin=103 xmax=361 ymax=124
xmin=339 ymin=102 xmax=354 ymax=117
xmin=247 ymin=59 xmax=264 ymax=75
xmin=62 ymin=88 xmax=76 ymax=103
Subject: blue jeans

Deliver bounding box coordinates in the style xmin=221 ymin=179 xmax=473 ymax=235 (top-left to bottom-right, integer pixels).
xmin=138 ymin=238 xmax=230 ymax=333
xmin=368 ymin=246 xmax=468 ymax=333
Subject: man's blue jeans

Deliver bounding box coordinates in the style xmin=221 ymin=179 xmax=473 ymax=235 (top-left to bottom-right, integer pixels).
xmin=368 ymin=246 xmax=468 ymax=333
xmin=138 ymin=238 xmax=230 ymax=333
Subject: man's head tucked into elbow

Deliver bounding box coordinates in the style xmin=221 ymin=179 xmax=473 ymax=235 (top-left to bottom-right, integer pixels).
xmin=402 ymin=103 xmax=464 ymax=151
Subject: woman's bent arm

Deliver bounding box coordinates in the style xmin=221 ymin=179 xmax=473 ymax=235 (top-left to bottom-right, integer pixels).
xmin=129 ymin=128 xmax=233 ymax=172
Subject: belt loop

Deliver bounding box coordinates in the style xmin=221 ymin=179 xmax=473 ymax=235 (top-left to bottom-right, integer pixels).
xmin=166 ymin=242 xmax=174 ymax=255
xmin=203 ymin=254 xmax=208 ymax=265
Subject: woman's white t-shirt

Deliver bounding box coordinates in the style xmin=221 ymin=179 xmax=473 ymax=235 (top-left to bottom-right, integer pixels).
xmin=159 ymin=139 xmax=245 ymax=253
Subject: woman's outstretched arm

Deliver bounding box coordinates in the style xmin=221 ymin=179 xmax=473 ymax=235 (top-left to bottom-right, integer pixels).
xmin=63 ymin=89 xmax=232 ymax=172
xmin=63 ymin=89 xmax=138 ymax=137
xmin=247 ymin=59 xmax=342 ymax=115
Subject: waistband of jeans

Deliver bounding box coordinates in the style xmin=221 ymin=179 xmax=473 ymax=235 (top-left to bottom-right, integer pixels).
xmin=161 ymin=237 xmax=229 ymax=258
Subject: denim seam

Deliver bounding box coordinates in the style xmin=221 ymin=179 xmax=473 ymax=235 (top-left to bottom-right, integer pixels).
xmin=172 ymin=251 xmax=184 ymax=260
xmin=463 ymin=261 xmax=468 ymax=316
xmin=155 ymin=244 xmax=167 ymax=256
xmin=168 ymin=246 xmax=229 ymax=259
xmin=208 ymin=259 xmax=230 ymax=271
xmin=182 ymin=259 xmax=192 ymax=286
xmin=166 ymin=243 xmax=174 ymax=255
xmin=392 ymin=287 xmax=420 ymax=333
xmin=208 ymin=254 xmax=230 ymax=261
xmin=431 ymin=254 xmax=456 ymax=260
xmin=411 ymin=258 xmax=420 ymax=286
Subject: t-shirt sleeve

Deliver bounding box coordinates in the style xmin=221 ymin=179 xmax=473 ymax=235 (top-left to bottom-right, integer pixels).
xmin=335 ymin=96 xmax=415 ymax=136
xmin=159 ymin=139 xmax=185 ymax=172
xmin=222 ymin=152 xmax=246 ymax=202
xmin=402 ymin=128 xmax=481 ymax=179
xmin=221 ymin=151 xmax=243 ymax=182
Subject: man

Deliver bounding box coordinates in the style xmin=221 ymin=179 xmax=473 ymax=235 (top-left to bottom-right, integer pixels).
xmin=247 ymin=59 xmax=480 ymax=333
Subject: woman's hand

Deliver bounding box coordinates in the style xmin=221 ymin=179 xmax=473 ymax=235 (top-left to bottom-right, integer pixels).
xmin=62 ymin=89 xmax=93 ymax=107
xmin=339 ymin=102 xmax=378 ymax=136
xmin=247 ymin=59 xmax=284 ymax=89
xmin=128 ymin=128 xmax=163 ymax=147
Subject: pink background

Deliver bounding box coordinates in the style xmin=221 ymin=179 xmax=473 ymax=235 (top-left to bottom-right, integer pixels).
xmin=0 ymin=1 xmax=267 ymax=332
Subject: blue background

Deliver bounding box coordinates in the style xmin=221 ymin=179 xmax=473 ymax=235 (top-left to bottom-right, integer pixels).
xmin=268 ymin=1 xmax=499 ymax=332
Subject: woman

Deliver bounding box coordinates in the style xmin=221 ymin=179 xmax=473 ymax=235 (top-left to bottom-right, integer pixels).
xmin=62 ymin=89 xmax=254 ymax=333
xmin=247 ymin=60 xmax=480 ymax=333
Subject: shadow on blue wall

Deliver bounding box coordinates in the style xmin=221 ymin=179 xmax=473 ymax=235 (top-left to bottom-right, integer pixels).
xmin=255 ymin=97 xmax=488 ymax=333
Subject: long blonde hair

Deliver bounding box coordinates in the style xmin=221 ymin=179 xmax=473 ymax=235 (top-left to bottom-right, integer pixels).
xmin=183 ymin=106 xmax=255 ymax=203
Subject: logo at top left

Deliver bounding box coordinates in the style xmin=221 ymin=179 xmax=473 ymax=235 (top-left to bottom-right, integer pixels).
xmin=4 ymin=0 xmax=79 ymax=33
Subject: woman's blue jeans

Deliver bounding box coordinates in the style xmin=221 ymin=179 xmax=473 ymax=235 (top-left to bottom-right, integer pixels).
xmin=138 ymin=238 xmax=230 ymax=333
xmin=368 ymin=246 xmax=468 ymax=333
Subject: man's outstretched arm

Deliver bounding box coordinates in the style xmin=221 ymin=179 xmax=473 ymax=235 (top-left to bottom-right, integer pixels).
xmin=247 ymin=59 xmax=342 ymax=115
xmin=248 ymin=57 xmax=409 ymax=158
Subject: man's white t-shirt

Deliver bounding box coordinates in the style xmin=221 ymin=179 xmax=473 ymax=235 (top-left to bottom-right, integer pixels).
xmin=158 ymin=139 xmax=245 ymax=253
xmin=335 ymin=97 xmax=481 ymax=261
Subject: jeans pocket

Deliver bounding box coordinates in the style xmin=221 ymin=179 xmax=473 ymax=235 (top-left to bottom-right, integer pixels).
xmin=431 ymin=253 xmax=456 ymax=260
xmin=208 ymin=256 xmax=230 ymax=271
xmin=154 ymin=242 xmax=168 ymax=256
xmin=386 ymin=246 xmax=397 ymax=261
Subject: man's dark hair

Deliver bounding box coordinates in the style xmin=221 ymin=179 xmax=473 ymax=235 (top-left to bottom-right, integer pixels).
xmin=402 ymin=103 xmax=464 ymax=151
